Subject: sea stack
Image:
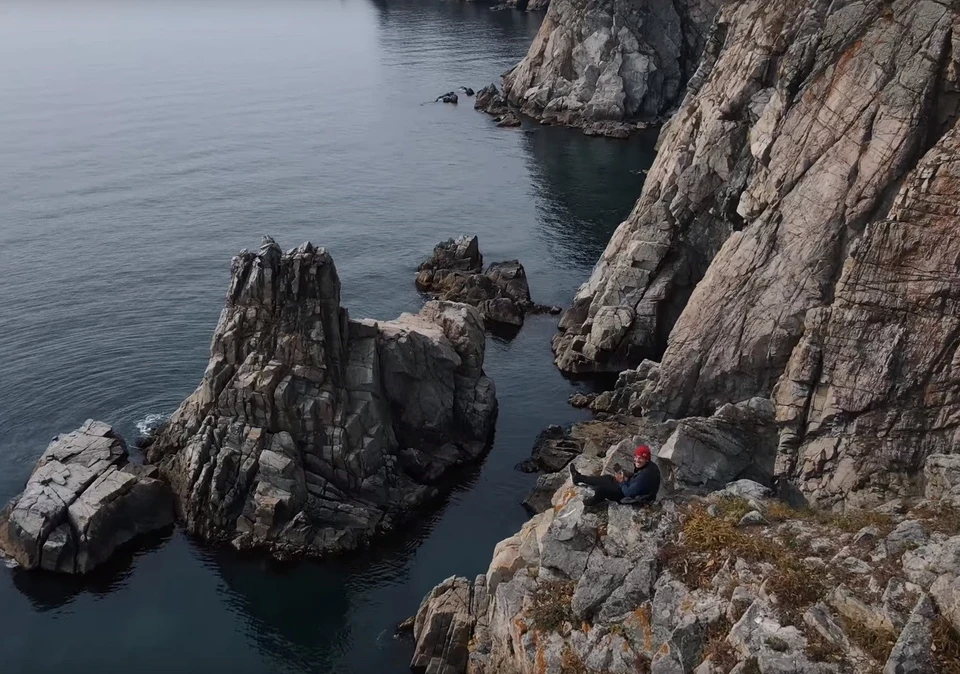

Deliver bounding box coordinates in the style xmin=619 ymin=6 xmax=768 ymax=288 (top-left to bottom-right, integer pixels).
xmin=146 ymin=237 xmax=497 ymax=559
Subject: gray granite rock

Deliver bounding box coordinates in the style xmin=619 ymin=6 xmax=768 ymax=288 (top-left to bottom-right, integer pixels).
xmin=503 ymin=0 xmax=723 ymax=131
xmin=883 ymin=594 xmax=936 ymax=674
xmin=0 ymin=420 xmax=173 ymax=573
xmin=146 ymin=238 xmax=497 ymax=559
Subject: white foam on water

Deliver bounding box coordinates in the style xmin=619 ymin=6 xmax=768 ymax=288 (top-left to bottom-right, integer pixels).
xmin=135 ymin=413 xmax=168 ymax=437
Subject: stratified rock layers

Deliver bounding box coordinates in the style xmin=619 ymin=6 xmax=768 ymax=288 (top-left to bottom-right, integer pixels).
xmin=146 ymin=238 xmax=497 ymax=558
xmin=775 ymin=125 xmax=960 ymax=507
xmin=503 ymin=0 xmax=723 ymax=130
xmin=553 ymin=0 xmax=960 ymax=427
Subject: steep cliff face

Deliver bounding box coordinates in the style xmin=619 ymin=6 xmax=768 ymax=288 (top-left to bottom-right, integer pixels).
xmin=146 ymin=238 xmax=497 ymax=558
xmin=774 ymin=125 xmax=960 ymax=508
xmin=553 ymin=0 xmax=960 ymax=421
xmin=502 ymin=0 xmax=723 ymax=133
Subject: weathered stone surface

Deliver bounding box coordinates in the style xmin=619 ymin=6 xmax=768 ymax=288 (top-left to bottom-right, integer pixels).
xmin=474 ymin=83 xmax=510 ymax=116
xmin=416 ymin=237 xmax=551 ymax=330
xmin=494 ymin=111 xmax=521 ymax=128
xmin=411 ymin=575 xmax=488 ymax=674
xmin=502 ymin=0 xmax=723 ymax=131
xmin=924 ymin=454 xmax=960 ymax=500
xmin=883 ymin=594 xmax=936 ymax=674
xmin=520 ymin=471 xmax=566 ymax=514
xmin=146 ymin=238 xmax=497 ymax=558
xmin=515 ymin=424 xmax=583 ymax=473
xmin=775 ymin=123 xmax=960 ymax=506
xmin=0 ymin=420 xmax=173 ymax=573
xmin=658 ymin=397 xmax=776 ymax=490
xmin=552 ymin=0 xmax=960 ymax=439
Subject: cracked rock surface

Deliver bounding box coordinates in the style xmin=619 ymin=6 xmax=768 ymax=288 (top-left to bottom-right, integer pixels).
xmin=503 ymin=0 xmax=723 ymax=133
xmin=146 ymin=237 xmax=497 ymax=559
xmin=0 ymin=420 xmax=173 ymax=573
xmin=553 ymin=0 xmax=960 ymax=430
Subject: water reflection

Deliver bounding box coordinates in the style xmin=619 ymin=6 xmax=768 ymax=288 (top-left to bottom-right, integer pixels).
xmin=523 ymin=126 xmax=659 ymax=265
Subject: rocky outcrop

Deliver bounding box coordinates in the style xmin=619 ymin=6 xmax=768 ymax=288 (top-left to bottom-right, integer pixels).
xmin=658 ymin=397 xmax=777 ymax=491
xmin=553 ymin=0 xmax=960 ymax=427
xmin=146 ymin=238 xmax=497 ymax=559
xmin=416 ymin=236 xmax=559 ymax=330
xmin=0 ymin=420 xmax=173 ymax=573
xmin=774 ymin=123 xmax=960 ymax=508
xmin=412 ymin=438 xmax=960 ymax=674
xmin=474 ymin=84 xmax=510 ymax=116
xmin=502 ymin=0 xmax=723 ymax=134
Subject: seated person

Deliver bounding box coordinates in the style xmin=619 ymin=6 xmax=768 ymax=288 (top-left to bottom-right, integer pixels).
xmin=569 ymin=445 xmax=660 ymax=506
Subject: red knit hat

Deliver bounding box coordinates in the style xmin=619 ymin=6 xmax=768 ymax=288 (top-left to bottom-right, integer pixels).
xmin=634 ymin=445 xmax=651 ymax=460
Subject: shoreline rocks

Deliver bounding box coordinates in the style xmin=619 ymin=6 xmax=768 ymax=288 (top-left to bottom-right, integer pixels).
xmin=145 ymin=237 xmax=498 ymax=559
xmin=411 ymin=435 xmax=960 ymax=674
xmin=550 ymin=0 xmax=960 ymax=446
xmin=501 ymin=0 xmax=723 ymax=135
xmin=415 ymin=236 xmax=560 ymax=331
xmin=0 ymin=420 xmax=173 ymax=574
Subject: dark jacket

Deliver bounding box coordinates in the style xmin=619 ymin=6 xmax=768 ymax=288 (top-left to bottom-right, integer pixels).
xmin=620 ymin=461 xmax=661 ymax=501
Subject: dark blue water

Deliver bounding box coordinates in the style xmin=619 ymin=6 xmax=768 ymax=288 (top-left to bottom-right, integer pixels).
xmin=0 ymin=1 xmax=655 ymax=672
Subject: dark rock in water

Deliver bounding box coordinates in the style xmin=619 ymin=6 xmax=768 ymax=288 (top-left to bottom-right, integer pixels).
xmin=145 ymin=237 xmax=498 ymax=559
xmin=582 ymin=121 xmax=634 ymax=139
xmin=474 ymin=83 xmax=509 ymax=116
xmin=495 ymin=111 xmax=522 ymax=128
xmin=515 ymin=424 xmax=583 ymax=473
xmin=416 ymin=236 xmax=553 ymax=332
xmin=458 ymin=86 xmax=475 ymax=96
xmin=522 ymin=471 xmax=566 ymax=513
xmin=0 ymin=420 xmax=174 ymax=574
xmin=436 ymin=91 xmax=458 ymax=104
xmin=417 ymin=235 xmax=483 ymax=276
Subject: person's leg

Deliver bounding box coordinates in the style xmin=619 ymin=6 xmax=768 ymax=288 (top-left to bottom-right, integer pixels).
xmin=578 ymin=474 xmax=623 ymax=505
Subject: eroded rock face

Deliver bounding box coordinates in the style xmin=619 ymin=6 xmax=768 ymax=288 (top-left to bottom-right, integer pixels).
xmin=502 ymin=0 xmax=723 ymax=133
xmin=146 ymin=238 xmax=497 ymax=558
xmin=416 ymin=236 xmax=557 ymax=330
xmin=411 ymin=445 xmax=960 ymax=674
xmin=774 ymin=125 xmax=960 ymax=507
xmin=0 ymin=420 xmax=173 ymax=573
xmin=553 ymin=0 xmax=960 ymax=425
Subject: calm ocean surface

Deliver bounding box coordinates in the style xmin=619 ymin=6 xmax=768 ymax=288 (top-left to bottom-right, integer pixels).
xmin=0 ymin=1 xmax=655 ymax=671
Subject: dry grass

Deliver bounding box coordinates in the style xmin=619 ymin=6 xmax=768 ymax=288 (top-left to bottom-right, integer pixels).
xmin=933 ymin=615 xmax=960 ymax=674
xmin=802 ymin=624 xmax=846 ymax=664
xmin=716 ymin=495 xmax=754 ymax=522
xmin=701 ymin=621 xmax=739 ymax=671
xmin=765 ymin=501 xmax=894 ymax=535
xmin=531 ymin=580 xmax=576 ymax=632
xmin=835 ymin=614 xmax=897 ymax=666
xmin=660 ymin=505 xmax=825 ymax=624
xmin=912 ymin=501 xmax=960 ymax=535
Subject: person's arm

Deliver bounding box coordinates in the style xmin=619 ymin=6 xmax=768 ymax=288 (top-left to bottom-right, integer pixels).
xmin=620 ymin=469 xmax=651 ymax=498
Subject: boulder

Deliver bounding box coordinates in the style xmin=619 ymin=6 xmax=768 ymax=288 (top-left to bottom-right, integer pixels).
xmin=494 ymin=111 xmax=521 ymax=128
xmin=146 ymin=238 xmax=497 ymax=558
xmin=883 ymin=594 xmax=936 ymax=674
xmin=657 ymin=398 xmax=777 ymax=490
xmin=924 ymin=454 xmax=960 ymax=500
xmin=515 ymin=425 xmax=583 ymax=473
xmin=436 ymin=91 xmax=458 ymax=104
xmin=0 ymin=420 xmax=173 ymax=573
xmin=474 ymin=83 xmax=509 ymax=116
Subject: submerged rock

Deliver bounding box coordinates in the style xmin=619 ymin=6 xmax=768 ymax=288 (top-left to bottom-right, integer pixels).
xmin=436 ymin=91 xmax=458 ymax=104
xmin=0 ymin=420 xmax=173 ymax=573
xmin=146 ymin=238 xmax=497 ymax=559
xmin=494 ymin=110 xmax=521 ymax=128
xmin=415 ymin=236 xmax=552 ymax=330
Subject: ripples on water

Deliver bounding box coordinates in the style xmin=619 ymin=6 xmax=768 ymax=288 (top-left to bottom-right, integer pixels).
xmin=0 ymin=1 xmax=655 ymax=671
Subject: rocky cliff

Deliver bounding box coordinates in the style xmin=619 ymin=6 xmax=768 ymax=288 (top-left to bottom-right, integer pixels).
xmin=145 ymin=238 xmax=497 ymax=559
xmin=553 ymin=0 xmax=960 ymax=424
xmin=411 ymin=445 xmax=960 ymax=674
xmin=502 ymin=0 xmax=723 ymax=134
